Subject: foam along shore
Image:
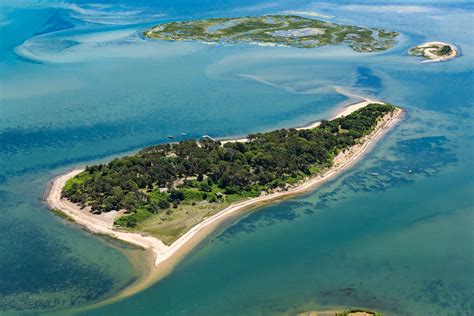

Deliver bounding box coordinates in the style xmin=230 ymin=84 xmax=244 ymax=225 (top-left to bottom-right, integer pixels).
xmin=47 ymin=102 xmax=403 ymax=275
xmin=412 ymin=41 xmax=458 ymax=62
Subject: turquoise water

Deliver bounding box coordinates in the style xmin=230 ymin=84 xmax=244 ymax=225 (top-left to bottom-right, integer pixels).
xmin=0 ymin=1 xmax=473 ymax=315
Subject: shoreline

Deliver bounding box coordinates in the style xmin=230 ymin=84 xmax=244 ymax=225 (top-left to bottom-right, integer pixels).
xmin=46 ymin=102 xmax=404 ymax=308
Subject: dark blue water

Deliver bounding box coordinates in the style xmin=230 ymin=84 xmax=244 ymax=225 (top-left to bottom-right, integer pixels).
xmin=0 ymin=0 xmax=473 ymax=314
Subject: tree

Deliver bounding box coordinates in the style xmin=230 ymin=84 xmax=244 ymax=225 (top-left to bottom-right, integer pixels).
xmin=158 ymin=199 xmax=171 ymax=210
xmin=199 ymin=183 xmax=212 ymax=192
xmin=169 ymin=190 xmax=185 ymax=201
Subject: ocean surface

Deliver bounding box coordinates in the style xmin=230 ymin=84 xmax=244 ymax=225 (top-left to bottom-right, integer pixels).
xmin=0 ymin=0 xmax=473 ymax=315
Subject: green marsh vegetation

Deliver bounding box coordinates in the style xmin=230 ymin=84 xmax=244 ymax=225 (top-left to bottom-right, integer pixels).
xmin=144 ymin=15 xmax=399 ymax=52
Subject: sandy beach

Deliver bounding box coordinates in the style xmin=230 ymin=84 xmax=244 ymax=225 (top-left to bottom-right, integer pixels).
xmin=46 ymin=102 xmax=403 ymax=306
xmin=47 ymin=172 xmax=170 ymax=257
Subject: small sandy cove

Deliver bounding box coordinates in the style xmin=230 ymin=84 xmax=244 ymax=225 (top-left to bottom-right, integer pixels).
xmin=46 ymin=100 xmax=403 ymax=279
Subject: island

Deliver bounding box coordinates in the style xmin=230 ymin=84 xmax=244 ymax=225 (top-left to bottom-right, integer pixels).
xmin=300 ymin=309 xmax=381 ymax=316
xmin=47 ymin=100 xmax=403 ymax=280
xmin=143 ymin=15 xmax=399 ymax=52
xmin=409 ymin=41 xmax=458 ymax=62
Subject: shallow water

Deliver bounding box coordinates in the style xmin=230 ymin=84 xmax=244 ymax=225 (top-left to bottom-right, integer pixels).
xmin=0 ymin=0 xmax=473 ymax=315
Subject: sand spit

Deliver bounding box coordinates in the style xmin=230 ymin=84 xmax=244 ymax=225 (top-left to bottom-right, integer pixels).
xmin=221 ymin=98 xmax=381 ymax=145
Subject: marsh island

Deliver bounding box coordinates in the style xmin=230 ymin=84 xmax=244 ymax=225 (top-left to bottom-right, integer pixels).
xmin=144 ymin=15 xmax=399 ymax=52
